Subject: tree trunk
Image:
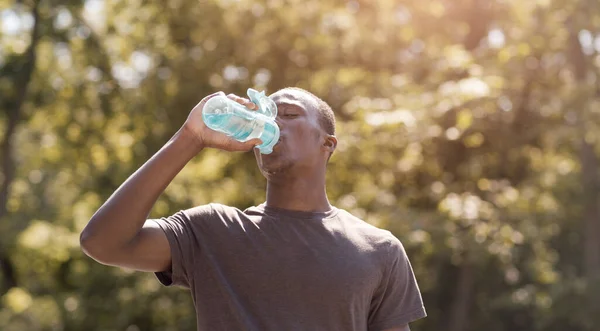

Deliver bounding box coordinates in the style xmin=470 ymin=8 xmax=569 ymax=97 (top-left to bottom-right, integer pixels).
xmin=447 ymin=262 xmax=475 ymax=331
xmin=0 ymin=0 xmax=41 ymax=295
xmin=567 ymin=16 xmax=600 ymax=278
xmin=580 ymin=140 xmax=600 ymax=277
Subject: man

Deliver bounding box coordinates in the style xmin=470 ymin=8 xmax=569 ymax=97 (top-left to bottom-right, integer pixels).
xmin=80 ymin=87 xmax=426 ymax=331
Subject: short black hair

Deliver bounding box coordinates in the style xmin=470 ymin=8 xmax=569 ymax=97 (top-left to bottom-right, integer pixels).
xmin=280 ymin=87 xmax=336 ymax=135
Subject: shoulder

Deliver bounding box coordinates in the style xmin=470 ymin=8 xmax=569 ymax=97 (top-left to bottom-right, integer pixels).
xmin=336 ymin=208 xmax=399 ymax=242
xmin=183 ymin=203 xmax=244 ymax=219
xmin=183 ymin=203 xmax=262 ymax=228
xmin=335 ymin=208 xmax=406 ymax=258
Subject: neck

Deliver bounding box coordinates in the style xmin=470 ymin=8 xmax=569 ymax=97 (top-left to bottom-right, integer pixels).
xmin=265 ymin=169 xmax=331 ymax=212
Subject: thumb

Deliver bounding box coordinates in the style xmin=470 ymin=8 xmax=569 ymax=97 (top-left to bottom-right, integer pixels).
xmin=231 ymin=138 xmax=262 ymax=152
xmin=249 ymin=138 xmax=263 ymax=146
xmin=240 ymin=138 xmax=262 ymax=152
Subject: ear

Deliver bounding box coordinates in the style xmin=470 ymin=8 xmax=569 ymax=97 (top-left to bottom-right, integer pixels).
xmin=323 ymin=135 xmax=337 ymax=153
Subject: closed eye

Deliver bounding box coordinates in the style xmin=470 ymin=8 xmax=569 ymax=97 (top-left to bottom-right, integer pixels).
xmin=283 ymin=114 xmax=299 ymax=117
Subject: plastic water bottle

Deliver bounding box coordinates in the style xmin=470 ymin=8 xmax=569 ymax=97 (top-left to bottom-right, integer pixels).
xmin=202 ymin=88 xmax=280 ymax=154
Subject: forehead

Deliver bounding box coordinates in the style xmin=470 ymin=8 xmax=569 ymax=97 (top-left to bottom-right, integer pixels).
xmin=269 ymin=89 xmax=317 ymax=112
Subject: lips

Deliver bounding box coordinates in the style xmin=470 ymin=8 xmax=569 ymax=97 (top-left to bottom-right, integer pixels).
xmin=272 ymin=138 xmax=283 ymax=150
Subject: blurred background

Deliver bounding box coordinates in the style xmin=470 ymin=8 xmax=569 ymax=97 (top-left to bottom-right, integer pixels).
xmin=1 ymin=0 xmax=600 ymax=330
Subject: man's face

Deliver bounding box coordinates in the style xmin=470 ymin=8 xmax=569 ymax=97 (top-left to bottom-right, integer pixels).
xmin=254 ymin=89 xmax=326 ymax=177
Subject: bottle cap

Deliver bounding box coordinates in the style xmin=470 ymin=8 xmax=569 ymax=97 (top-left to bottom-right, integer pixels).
xmin=246 ymin=88 xmax=279 ymax=154
xmin=247 ymin=88 xmax=277 ymax=118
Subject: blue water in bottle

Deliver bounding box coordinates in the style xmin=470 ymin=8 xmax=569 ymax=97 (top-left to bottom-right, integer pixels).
xmin=202 ymin=89 xmax=280 ymax=154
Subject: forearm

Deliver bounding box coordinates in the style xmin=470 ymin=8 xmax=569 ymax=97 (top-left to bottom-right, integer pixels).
xmin=80 ymin=126 xmax=203 ymax=256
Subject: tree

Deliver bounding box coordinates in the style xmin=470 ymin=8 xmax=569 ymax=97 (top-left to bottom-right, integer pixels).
xmin=0 ymin=0 xmax=598 ymax=330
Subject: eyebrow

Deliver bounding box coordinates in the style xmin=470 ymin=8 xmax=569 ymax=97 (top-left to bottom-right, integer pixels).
xmin=276 ymin=102 xmax=306 ymax=112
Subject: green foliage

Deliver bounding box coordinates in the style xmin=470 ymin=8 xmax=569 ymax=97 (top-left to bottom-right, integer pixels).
xmin=1 ymin=0 xmax=599 ymax=330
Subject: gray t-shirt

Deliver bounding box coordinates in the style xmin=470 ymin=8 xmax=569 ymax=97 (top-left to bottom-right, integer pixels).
xmin=152 ymin=203 xmax=426 ymax=331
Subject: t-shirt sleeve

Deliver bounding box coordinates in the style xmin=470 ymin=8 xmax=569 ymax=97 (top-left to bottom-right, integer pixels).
xmin=368 ymin=236 xmax=427 ymax=331
xmin=149 ymin=204 xmax=214 ymax=288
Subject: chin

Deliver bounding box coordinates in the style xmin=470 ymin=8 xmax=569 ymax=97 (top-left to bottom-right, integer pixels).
xmin=258 ymin=156 xmax=293 ymax=177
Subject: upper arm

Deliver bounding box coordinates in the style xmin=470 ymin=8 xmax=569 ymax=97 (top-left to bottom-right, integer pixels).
xmin=81 ymin=220 xmax=172 ymax=273
xmin=114 ymin=220 xmax=172 ymax=272
xmin=82 ymin=206 xmax=211 ymax=288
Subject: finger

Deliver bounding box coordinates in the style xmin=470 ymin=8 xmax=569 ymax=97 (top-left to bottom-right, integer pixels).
xmin=226 ymin=93 xmax=245 ymax=102
xmin=248 ymin=138 xmax=262 ymax=146
xmin=245 ymin=102 xmax=258 ymax=110
xmin=226 ymin=94 xmax=258 ymax=110
xmin=241 ymin=138 xmax=262 ymax=150
xmin=197 ymin=91 xmax=225 ymax=106
xmin=228 ymin=139 xmax=261 ymax=152
xmin=206 ymin=91 xmax=225 ymax=100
